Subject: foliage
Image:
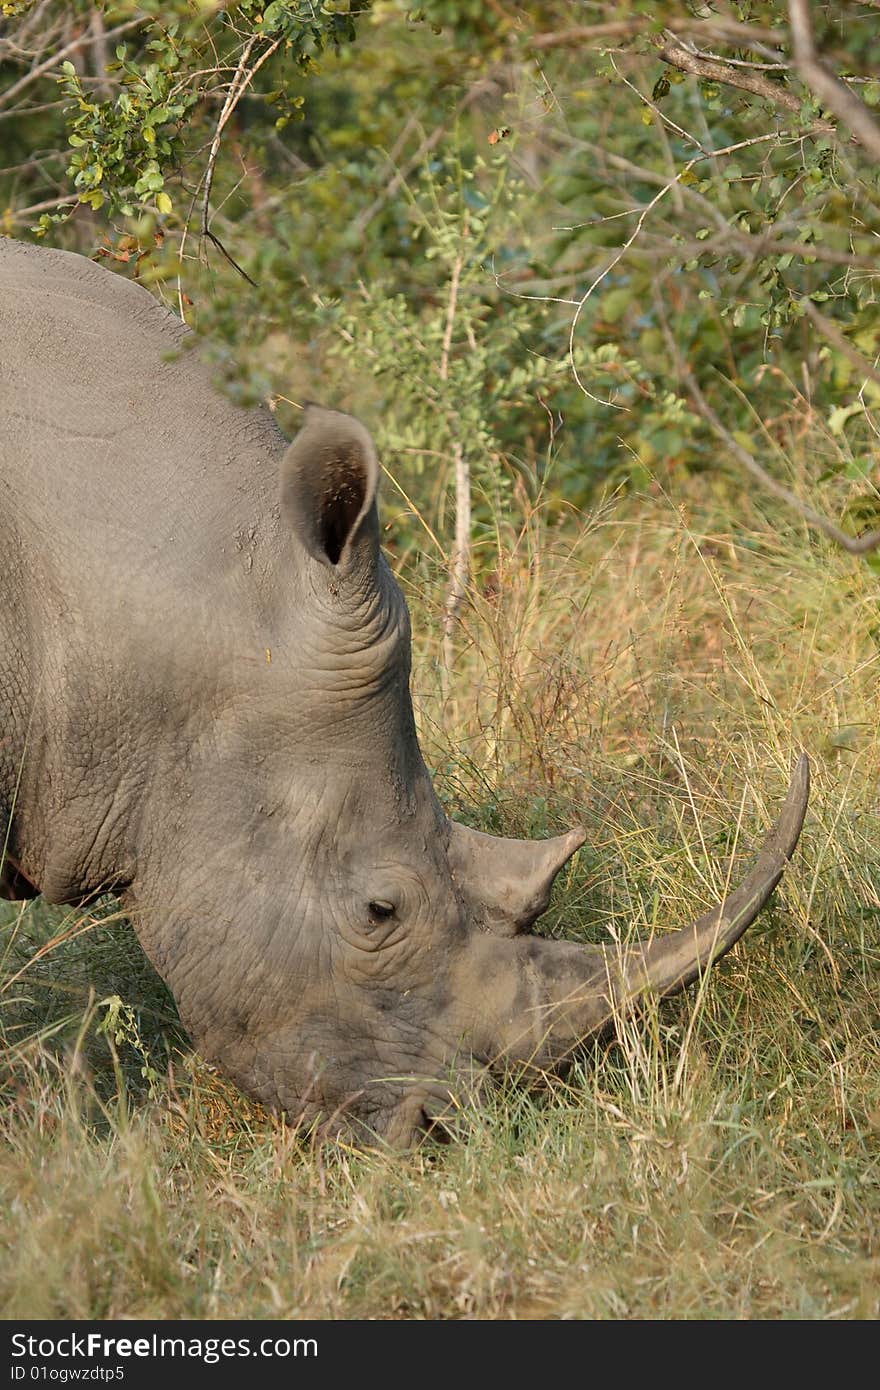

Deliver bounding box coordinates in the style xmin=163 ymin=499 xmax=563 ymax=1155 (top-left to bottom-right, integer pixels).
xmin=2 ymin=3 xmax=878 ymax=542
xmin=53 ymin=31 xmax=196 ymax=220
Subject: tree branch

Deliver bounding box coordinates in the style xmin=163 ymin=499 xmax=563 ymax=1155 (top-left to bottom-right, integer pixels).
xmin=4 ymin=192 xmax=76 ymax=224
xmin=529 ymin=18 xmax=785 ymax=54
xmin=657 ymin=39 xmax=807 ymax=120
xmin=788 ymin=0 xmax=880 ymax=160
xmin=529 ymin=22 xmax=648 ymax=50
xmin=0 ymin=17 xmax=142 ymax=112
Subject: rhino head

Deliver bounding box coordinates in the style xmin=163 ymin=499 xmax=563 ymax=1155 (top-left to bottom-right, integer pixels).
xmin=93 ymin=404 xmax=801 ymax=1148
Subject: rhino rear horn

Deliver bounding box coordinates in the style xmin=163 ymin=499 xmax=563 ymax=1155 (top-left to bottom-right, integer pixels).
xmin=282 ymin=405 xmax=380 ymax=569
xmin=448 ymin=821 xmax=586 ymax=934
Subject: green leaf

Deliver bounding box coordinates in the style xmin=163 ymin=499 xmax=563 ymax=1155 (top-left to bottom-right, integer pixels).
xmin=824 ymin=725 xmax=865 ymax=753
xmin=600 ymin=287 xmax=633 ymax=323
xmin=156 ymin=191 xmax=173 ymax=215
xmin=845 ymin=456 xmax=876 ymax=481
xmin=262 ymin=0 xmax=286 ymax=32
xmin=828 ymin=402 xmax=865 ymax=436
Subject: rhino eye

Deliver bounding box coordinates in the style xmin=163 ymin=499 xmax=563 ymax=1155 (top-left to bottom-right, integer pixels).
xmin=368 ymin=900 xmax=396 ymax=925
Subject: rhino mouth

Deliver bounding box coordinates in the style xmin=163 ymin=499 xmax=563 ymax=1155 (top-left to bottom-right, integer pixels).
xmin=418 ymin=1105 xmax=456 ymax=1145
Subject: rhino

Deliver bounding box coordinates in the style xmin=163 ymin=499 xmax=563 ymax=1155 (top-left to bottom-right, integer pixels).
xmin=0 ymin=238 xmax=809 ymax=1147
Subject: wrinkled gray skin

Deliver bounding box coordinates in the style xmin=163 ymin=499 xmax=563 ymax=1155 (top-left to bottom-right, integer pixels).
xmin=0 ymin=240 xmax=810 ymax=1147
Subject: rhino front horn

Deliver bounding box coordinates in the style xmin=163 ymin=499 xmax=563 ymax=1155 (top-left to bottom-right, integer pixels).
xmin=613 ymin=753 xmax=810 ymax=1004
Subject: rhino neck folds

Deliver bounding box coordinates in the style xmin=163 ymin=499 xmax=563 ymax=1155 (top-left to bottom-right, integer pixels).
xmin=286 ymin=567 xmax=413 ymax=722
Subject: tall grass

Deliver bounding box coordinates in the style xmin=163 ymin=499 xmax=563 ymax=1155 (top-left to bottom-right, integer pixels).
xmin=2 ymin=471 xmax=879 ymax=1319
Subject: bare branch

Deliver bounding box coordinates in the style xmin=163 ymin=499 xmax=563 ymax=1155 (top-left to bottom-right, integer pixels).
xmin=3 ymin=193 xmax=76 ymax=224
xmin=530 ymin=12 xmax=880 ymax=152
xmin=0 ymin=17 xmax=142 ymax=112
xmin=201 ymin=34 xmax=257 ymax=233
xmin=788 ymin=0 xmax=880 ymax=160
xmin=529 ymin=18 xmax=785 ymax=54
xmin=200 ymin=33 xmax=282 ymax=285
xmin=89 ymin=8 xmax=111 ymax=99
xmin=440 ymin=251 xmax=470 ymax=686
xmin=679 ymin=51 xmax=790 ymax=72
xmin=529 ymin=22 xmax=648 ymax=50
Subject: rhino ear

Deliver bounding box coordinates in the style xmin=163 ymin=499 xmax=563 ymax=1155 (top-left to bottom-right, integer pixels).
xmin=281 ymin=405 xmax=380 ymax=569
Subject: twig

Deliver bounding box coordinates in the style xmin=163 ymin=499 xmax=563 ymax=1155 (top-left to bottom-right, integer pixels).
xmin=609 ymin=50 xmax=700 ymax=150
xmin=200 ymin=33 xmax=282 ymax=285
xmin=529 ymin=18 xmax=785 ymax=55
xmin=788 ymin=0 xmax=880 ymax=161
xmin=657 ymin=300 xmax=880 ymax=555
xmin=5 ymin=193 xmax=75 ymax=223
xmin=549 ymin=130 xmax=879 ymax=272
xmin=568 ymin=177 xmax=674 ymax=408
xmin=202 ymin=229 xmax=258 ymax=287
xmin=440 ymin=252 xmax=470 ymax=689
xmin=0 ymin=17 xmax=142 ymax=111
xmin=681 ymin=51 xmax=790 ymax=72
xmin=200 ymin=34 xmax=257 ymax=236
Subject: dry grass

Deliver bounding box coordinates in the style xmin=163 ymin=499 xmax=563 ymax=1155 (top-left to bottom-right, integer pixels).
xmin=2 ymin=468 xmax=880 ymax=1320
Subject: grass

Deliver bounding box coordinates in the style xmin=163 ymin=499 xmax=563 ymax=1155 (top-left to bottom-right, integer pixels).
xmin=2 ymin=469 xmax=880 ymax=1320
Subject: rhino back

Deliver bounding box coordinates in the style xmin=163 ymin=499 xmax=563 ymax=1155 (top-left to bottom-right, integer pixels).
xmin=0 ymin=237 xmax=287 ymax=583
